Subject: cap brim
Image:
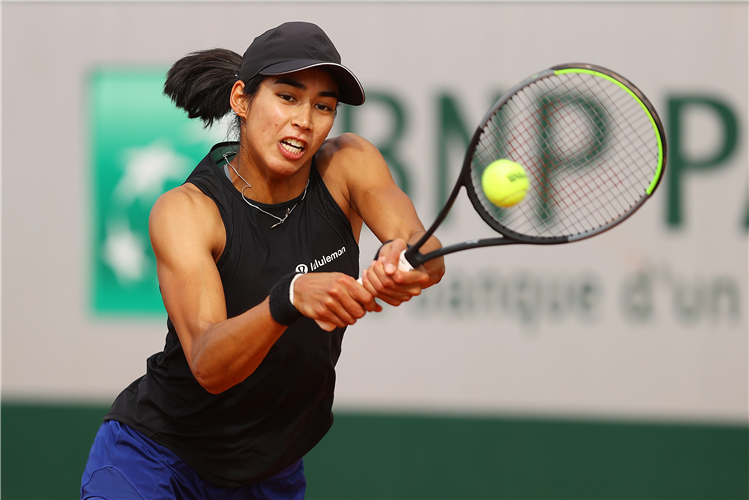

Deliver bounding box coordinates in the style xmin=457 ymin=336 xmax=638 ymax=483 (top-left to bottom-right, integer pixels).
xmin=260 ymin=60 xmax=365 ymax=106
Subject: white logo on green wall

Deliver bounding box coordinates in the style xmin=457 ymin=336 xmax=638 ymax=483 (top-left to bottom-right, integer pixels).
xmin=90 ymin=69 xmax=224 ymax=314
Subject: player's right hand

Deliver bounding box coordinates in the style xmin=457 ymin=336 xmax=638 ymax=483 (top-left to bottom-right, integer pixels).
xmin=293 ymin=272 xmax=382 ymax=330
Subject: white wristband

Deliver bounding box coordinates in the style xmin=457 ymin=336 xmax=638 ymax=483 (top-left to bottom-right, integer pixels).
xmin=289 ymin=273 xmax=303 ymax=307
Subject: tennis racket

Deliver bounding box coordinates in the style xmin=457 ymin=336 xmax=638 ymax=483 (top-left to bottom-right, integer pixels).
xmin=317 ymin=63 xmax=666 ymax=330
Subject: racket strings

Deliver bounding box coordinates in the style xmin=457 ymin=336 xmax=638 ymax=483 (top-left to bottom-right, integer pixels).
xmin=535 ymin=77 xmax=644 ymax=213
xmin=471 ymin=70 xmax=660 ymax=239
xmin=475 ymin=90 xmax=599 ymax=235
xmin=573 ymin=75 xmax=658 ymax=189
xmin=545 ymin=84 xmax=632 ymax=230
xmin=532 ymin=90 xmax=616 ymax=230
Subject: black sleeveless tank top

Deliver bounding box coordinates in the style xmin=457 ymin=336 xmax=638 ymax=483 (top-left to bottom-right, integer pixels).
xmin=105 ymin=142 xmax=360 ymax=487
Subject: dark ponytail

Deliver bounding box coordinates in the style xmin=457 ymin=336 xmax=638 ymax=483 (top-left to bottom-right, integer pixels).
xmin=163 ymin=48 xmax=243 ymax=128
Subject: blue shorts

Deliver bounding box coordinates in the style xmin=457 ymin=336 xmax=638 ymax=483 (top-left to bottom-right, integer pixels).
xmin=81 ymin=420 xmax=306 ymax=500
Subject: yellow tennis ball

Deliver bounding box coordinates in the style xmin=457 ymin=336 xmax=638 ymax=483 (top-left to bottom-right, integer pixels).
xmin=481 ymin=159 xmax=530 ymax=207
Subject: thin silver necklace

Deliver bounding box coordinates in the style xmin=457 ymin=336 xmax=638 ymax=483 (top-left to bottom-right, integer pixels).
xmin=223 ymin=153 xmax=309 ymax=229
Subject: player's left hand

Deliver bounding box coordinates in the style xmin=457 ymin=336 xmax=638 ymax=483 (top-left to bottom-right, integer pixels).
xmin=361 ymin=239 xmax=430 ymax=307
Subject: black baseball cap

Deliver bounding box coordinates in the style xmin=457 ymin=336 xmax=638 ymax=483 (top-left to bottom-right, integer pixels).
xmin=239 ymin=22 xmax=365 ymax=106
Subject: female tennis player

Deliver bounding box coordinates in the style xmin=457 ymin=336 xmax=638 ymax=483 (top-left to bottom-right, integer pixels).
xmin=80 ymin=21 xmax=443 ymax=499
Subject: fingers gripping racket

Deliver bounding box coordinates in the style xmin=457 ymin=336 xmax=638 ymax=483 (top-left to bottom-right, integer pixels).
xmin=398 ymin=62 xmax=666 ymax=271
xmin=316 ymin=63 xmax=666 ymax=330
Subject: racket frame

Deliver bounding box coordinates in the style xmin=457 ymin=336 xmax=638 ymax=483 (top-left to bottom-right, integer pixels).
xmin=404 ymin=63 xmax=667 ymax=268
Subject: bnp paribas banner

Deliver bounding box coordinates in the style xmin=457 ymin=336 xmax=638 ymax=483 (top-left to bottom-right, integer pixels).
xmin=4 ymin=1 xmax=744 ymax=426
xmin=91 ymin=72 xmax=748 ymax=322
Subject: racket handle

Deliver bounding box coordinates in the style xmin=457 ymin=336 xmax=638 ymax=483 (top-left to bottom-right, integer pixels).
xmin=398 ymin=249 xmax=415 ymax=272
xmin=315 ymin=250 xmax=413 ymax=331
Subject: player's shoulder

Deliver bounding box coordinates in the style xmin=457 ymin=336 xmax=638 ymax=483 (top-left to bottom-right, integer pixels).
xmin=149 ymin=183 xmax=225 ymax=255
xmin=150 ymin=183 xmax=220 ymax=229
xmin=316 ymin=133 xmax=384 ymax=171
xmin=153 ymin=183 xmax=209 ymax=213
xmin=318 ymin=133 xmax=380 ymax=161
xmin=321 ymin=132 xmax=372 ymax=150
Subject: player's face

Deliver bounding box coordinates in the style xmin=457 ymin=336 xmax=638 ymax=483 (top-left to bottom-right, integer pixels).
xmin=240 ymin=68 xmax=339 ymax=179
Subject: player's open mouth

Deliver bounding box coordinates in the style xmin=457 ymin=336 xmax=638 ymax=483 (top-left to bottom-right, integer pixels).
xmin=281 ymin=139 xmax=305 ymax=155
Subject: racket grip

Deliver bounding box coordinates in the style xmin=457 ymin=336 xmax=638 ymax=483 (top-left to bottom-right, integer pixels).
xmin=398 ymin=249 xmax=415 ymax=272
xmin=315 ymin=253 xmax=413 ymax=331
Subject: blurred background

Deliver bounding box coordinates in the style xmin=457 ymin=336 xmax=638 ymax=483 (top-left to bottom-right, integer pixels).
xmin=2 ymin=1 xmax=747 ymax=499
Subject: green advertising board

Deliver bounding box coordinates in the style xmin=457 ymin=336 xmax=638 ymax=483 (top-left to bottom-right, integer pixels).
xmin=89 ymin=69 xmax=223 ymax=315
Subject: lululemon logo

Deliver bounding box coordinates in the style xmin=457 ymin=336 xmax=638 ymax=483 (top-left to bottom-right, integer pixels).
xmin=295 ymin=264 xmax=308 ymax=274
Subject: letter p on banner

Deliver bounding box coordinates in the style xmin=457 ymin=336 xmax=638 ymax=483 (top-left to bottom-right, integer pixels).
xmin=666 ymin=95 xmax=740 ymax=227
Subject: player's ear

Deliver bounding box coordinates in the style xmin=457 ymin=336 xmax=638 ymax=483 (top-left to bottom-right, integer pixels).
xmin=230 ymin=80 xmax=249 ymax=118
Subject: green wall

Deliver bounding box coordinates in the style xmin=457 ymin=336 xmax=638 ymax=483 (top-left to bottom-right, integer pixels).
xmin=2 ymin=402 xmax=747 ymax=499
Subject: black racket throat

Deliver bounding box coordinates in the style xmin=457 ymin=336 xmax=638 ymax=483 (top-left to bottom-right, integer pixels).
xmin=404 ymin=176 xmax=464 ymax=268
xmin=404 ymin=181 xmax=569 ymax=268
xmin=404 ymin=183 xmax=571 ymax=268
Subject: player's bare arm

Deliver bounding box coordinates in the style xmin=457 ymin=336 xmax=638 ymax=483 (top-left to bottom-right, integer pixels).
xmin=317 ymin=133 xmax=445 ymax=306
xmin=150 ymin=185 xmax=288 ymax=394
xmin=150 ymin=185 xmax=379 ymax=393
